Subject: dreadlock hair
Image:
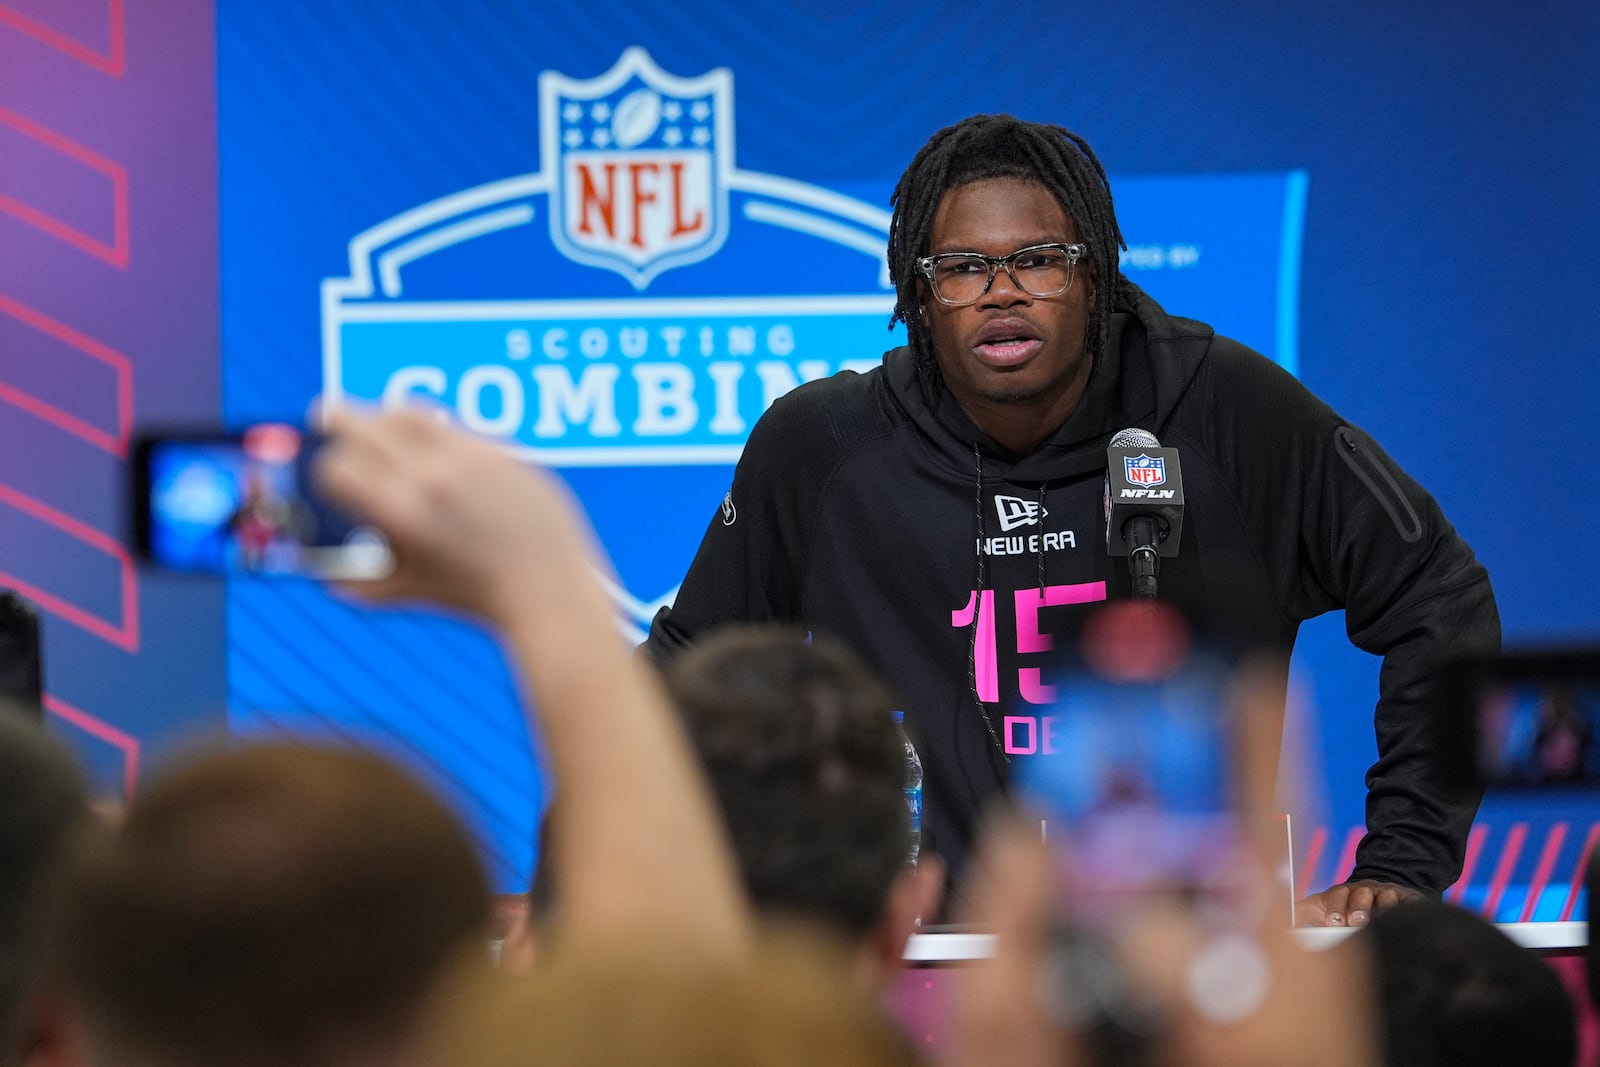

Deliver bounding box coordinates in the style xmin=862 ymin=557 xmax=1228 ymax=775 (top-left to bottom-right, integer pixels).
xmin=887 ymin=114 xmax=1136 ymax=384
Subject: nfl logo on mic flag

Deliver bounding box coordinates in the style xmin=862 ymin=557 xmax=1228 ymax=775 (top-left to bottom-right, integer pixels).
xmin=1125 ymin=454 xmax=1167 ymax=486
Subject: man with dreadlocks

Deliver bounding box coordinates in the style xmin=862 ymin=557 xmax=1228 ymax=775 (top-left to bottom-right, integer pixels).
xmin=644 ymin=114 xmax=1498 ymax=926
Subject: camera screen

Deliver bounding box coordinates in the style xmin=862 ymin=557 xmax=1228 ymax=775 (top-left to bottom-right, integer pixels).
xmin=1012 ymin=602 xmax=1237 ymax=897
xmin=139 ymin=426 xmax=390 ymax=578
xmin=1017 ymin=670 xmax=1233 ymax=889
xmin=1474 ymin=679 xmax=1600 ymax=787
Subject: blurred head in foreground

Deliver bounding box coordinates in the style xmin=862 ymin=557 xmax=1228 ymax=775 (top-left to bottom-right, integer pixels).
xmin=1354 ymin=899 xmax=1576 ymax=1067
xmin=0 ymin=713 xmax=90 ymax=1067
xmin=444 ymin=937 xmax=919 ymax=1067
xmin=41 ymin=742 xmax=491 ymax=1067
xmin=663 ymin=626 xmax=942 ymax=990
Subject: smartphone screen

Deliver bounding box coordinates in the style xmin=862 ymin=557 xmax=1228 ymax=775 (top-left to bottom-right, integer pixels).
xmin=1013 ymin=602 xmax=1239 ymax=916
xmin=1022 ymin=669 xmax=1232 ymax=884
xmin=1433 ymin=650 xmax=1600 ymax=790
xmin=1468 ymin=659 xmax=1600 ymax=788
xmin=134 ymin=425 xmax=392 ymax=580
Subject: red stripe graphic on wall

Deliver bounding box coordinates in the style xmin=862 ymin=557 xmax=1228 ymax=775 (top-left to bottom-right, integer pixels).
xmin=0 ymin=482 xmax=139 ymax=651
xmin=0 ymin=105 xmax=130 ymax=267
xmin=45 ymin=693 xmax=140 ymax=799
xmin=1330 ymin=825 xmax=1363 ymax=884
xmin=1560 ymin=822 xmax=1600 ymax=922
xmin=1518 ymin=822 xmax=1568 ymax=922
xmin=1447 ymin=824 xmax=1489 ymax=904
xmin=0 ymin=290 xmax=133 ymax=457
xmin=1302 ymin=821 xmax=1595 ymax=918
xmin=1480 ymin=822 xmax=1528 ymax=921
xmin=1297 ymin=826 xmax=1327 ymax=899
xmin=0 ymin=0 xmax=124 ymax=77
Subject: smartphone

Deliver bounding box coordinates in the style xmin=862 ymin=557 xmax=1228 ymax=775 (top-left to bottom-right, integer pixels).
xmin=132 ymin=425 xmax=393 ymax=580
xmin=1014 ymin=601 xmax=1239 ymax=913
xmin=1435 ymin=649 xmax=1600 ymax=790
xmin=0 ymin=590 xmax=43 ymax=717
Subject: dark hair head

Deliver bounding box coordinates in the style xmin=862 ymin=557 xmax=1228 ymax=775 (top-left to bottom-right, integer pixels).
xmin=46 ymin=742 xmax=491 ymax=1067
xmin=1361 ymin=900 xmax=1577 ymax=1067
xmin=0 ymin=714 xmax=88 ymax=1066
xmin=887 ymin=113 xmax=1135 ymax=382
xmin=664 ymin=626 xmax=908 ymax=942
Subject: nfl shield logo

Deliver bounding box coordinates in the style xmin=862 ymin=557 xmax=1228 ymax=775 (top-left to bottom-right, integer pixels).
xmin=540 ymin=47 xmax=732 ymax=289
xmin=1125 ymin=454 xmax=1167 ymax=486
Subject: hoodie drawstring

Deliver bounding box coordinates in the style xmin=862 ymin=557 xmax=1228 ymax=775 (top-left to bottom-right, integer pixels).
xmin=970 ymin=443 xmax=1008 ymax=762
xmin=1035 ymin=481 xmax=1048 ymax=592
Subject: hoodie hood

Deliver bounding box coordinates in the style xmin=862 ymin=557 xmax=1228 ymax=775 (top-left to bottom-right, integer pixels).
xmin=883 ymin=283 xmax=1214 ymax=482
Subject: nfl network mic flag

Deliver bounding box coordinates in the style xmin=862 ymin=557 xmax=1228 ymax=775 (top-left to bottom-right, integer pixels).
xmin=1105 ymin=447 xmax=1185 ymax=558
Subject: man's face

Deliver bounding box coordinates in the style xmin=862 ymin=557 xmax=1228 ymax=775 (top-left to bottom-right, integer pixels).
xmin=920 ymin=178 xmax=1094 ymax=417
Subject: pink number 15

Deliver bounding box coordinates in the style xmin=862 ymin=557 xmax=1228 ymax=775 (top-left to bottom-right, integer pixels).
xmin=950 ymin=582 xmax=1107 ymax=704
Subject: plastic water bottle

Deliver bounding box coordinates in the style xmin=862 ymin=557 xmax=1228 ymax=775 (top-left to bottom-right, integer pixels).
xmin=892 ymin=710 xmax=923 ymax=865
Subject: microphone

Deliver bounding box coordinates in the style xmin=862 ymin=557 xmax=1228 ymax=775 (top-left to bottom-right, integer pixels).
xmin=1104 ymin=428 xmax=1185 ymax=599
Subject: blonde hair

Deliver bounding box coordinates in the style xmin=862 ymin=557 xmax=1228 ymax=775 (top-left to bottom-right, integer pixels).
xmin=48 ymin=742 xmax=491 ymax=1067
xmin=441 ymin=935 xmax=918 ymax=1067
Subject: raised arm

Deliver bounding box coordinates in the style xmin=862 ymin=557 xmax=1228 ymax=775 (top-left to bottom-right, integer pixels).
xmin=314 ymin=408 xmax=749 ymax=956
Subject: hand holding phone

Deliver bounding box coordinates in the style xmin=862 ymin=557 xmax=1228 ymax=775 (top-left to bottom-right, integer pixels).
xmin=1007 ymin=602 xmax=1285 ymax=1065
xmin=955 ymin=665 xmax=1375 ymax=1067
xmin=309 ymin=407 xmax=607 ymax=630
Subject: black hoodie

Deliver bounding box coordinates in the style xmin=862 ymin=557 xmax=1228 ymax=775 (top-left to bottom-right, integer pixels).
xmin=646 ymin=284 xmax=1498 ymax=895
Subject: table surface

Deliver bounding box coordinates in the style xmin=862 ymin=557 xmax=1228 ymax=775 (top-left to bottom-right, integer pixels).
xmin=904 ymin=921 xmax=1589 ymax=961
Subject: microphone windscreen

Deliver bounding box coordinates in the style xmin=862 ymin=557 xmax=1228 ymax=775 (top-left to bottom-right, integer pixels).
xmin=1109 ymin=427 xmax=1160 ymax=449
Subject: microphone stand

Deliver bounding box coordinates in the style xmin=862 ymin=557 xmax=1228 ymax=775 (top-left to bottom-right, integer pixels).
xmin=1123 ymin=514 xmax=1161 ymax=599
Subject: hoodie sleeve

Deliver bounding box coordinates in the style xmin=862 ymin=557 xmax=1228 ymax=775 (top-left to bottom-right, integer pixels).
xmin=1308 ymin=421 xmax=1498 ymax=892
xmin=641 ymin=390 xmax=818 ymax=664
xmin=1204 ymin=345 xmax=1499 ymax=893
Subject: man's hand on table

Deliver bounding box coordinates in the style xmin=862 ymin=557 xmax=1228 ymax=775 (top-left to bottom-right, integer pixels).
xmin=1297 ymin=879 xmax=1422 ymax=927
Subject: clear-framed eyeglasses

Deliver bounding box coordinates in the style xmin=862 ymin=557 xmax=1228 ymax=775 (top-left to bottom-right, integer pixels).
xmin=916 ymin=242 xmax=1088 ymax=306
